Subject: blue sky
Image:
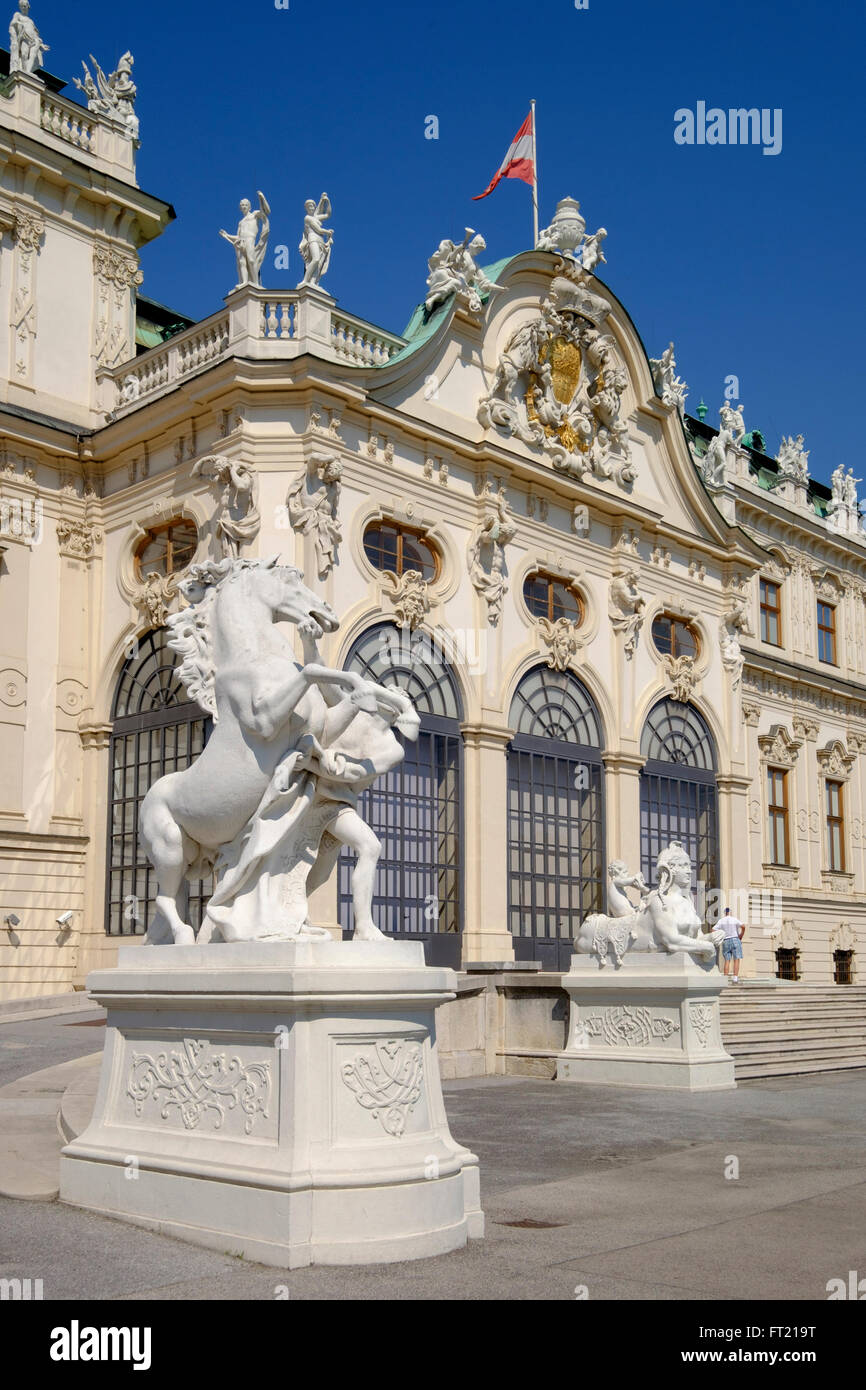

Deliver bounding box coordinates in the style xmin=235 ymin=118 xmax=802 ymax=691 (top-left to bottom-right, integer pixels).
xmin=32 ymin=0 xmax=864 ymax=484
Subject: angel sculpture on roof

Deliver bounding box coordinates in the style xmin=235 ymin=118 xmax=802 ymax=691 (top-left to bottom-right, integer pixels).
xmin=297 ymin=193 xmax=334 ymax=289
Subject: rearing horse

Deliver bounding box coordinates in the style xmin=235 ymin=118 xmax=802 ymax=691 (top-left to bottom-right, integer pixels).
xmin=139 ymin=556 xmax=419 ymax=945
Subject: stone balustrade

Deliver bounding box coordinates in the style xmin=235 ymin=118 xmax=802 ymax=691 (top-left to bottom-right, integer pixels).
xmin=105 ymin=287 xmax=406 ymax=416
xmin=40 ymin=95 xmax=96 ymax=153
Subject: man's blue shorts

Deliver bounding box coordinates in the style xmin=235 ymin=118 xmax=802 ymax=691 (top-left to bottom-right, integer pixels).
xmin=722 ymin=937 xmax=743 ymax=960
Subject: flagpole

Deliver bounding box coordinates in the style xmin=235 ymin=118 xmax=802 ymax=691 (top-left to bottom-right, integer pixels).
xmin=530 ymin=98 xmax=539 ymax=247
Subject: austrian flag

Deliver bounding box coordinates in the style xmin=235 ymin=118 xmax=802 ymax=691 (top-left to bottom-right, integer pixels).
xmin=473 ymin=110 xmax=535 ymax=200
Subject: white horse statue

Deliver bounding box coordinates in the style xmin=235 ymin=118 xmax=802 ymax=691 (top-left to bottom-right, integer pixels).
xmin=140 ymin=556 xmax=419 ymax=946
xmin=575 ymin=842 xmax=724 ymax=967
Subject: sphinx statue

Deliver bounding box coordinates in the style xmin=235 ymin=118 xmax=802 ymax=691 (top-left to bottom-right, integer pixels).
xmin=574 ymin=842 xmax=724 ymax=967
xmin=139 ymin=556 xmax=419 ymax=946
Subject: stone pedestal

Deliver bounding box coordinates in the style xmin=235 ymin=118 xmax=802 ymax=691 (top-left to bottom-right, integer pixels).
xmin=60 ymin=940 xmax=483 ymax=1267
xmin=556 ymin=953 xmax=735 ymax=1091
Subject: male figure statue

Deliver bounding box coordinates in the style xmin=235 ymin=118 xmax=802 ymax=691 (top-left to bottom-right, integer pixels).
xmin=9 ymin=0 xmax=48 ymax=74
xmin=219 ymin=192 xmax=270 ymax=290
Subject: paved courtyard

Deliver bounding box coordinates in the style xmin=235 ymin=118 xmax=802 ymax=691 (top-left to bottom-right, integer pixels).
xmin=1 ymin=1011 xmax=865 ymax=1300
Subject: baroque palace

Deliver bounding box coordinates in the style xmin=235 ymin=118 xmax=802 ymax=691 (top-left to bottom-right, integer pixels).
xmin=1 ymin=28 xmax=863 ymax=1004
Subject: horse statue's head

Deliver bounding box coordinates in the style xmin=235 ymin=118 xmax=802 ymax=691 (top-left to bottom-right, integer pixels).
xmin=167 ymin=556 xmax=338 ymax=718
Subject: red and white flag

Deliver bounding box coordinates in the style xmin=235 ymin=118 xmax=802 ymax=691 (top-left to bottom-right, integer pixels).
xmin=473 ymin=110 xmax=535 ymax=200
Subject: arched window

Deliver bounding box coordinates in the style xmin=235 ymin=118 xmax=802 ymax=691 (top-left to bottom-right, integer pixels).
xmin=640 ymin=698 xmax=719 ymax=893
xmin=105 ymin=629 xmax=211 ymax=937
xmin=507 ymin=666 xmax=605 ymax=969
xmin=337 ymin=624 xmax=462 ymax=966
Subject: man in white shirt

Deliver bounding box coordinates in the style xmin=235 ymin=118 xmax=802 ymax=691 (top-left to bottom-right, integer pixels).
xmin=720 ymin=907 xmax=746 ymax=981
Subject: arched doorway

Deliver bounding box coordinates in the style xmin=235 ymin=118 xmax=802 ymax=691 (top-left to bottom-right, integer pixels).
xmin=640 ymin=698 xmax=719 ymax=894
xmin=338 ymin=624 xmax=464 ymax=966
xmin=507 ymin=666 xmax=605 ymax=970
xmin=105 ymin=629 xmax=211 ymax=937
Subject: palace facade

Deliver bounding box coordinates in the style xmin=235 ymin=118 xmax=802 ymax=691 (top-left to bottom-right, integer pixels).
xmin=1 ymin=51 xmax=863 ymax=1000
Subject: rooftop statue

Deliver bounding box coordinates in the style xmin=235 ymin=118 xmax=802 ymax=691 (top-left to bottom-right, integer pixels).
xmin=220 ymin=192 xmax=270 ymax=291
xmin=297 ymin=193 xmax=334 ymax=290
xmin=9 ymin=0 xmax=48 ymax=75
xmin=574 ymin=842 xmax=724 ymax=968
xmin=74 ymin=51 xmax=139 ymax=138
xmin=719 ymin=400 xmax=745 ymax=442
xmin=776 ymin=432 xmax=809 ymax=482
xmin=425 ymin=229 xmax=501 ymax=315
xmin=649 ymin=342 xmax=689 ymax=415
xmin=701 ymin=426 xmax=734 ymax=488
xmin=536 ymin=196 xmax=607 ymax=277
xmin=139 ymin=556 xmax=420 ymax=946
xmin=827 ymin=463 xmax=861 ymax=534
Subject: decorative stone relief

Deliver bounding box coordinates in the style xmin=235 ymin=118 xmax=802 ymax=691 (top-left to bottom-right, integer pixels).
xmin=193 ymin=455 xmax=261 ymax=559
xmin=578 ymin=1006 xmax=680 ymax=1048
xmin=774 ymin=917 xmax=802 ymax=950
xmin=539 ymin=616 xmax=579 ymax=671
xmin=792 ymin=714 xmax=819 ymax=743
xmin=478 ymin=274 xmax=633 ymax=485
xmin=219 ymin=192 xmax=270 ymax=291
xmin=742 ymin=701 xmax=761 ymax=726
xmin=285 ymin=454 xmax=342 ymax=578
xmin=816 ymin=740 xmax=855 ymax=780
xmin=719 ymin=583 xmax=753 ymax=690
xmin=0 ymin=666 xmax=27 ymax=709
xmin=136 ymin=571 xmax=178 ymax=628
xmin=93 ymin=245 xmax=143 ymax=367
xmin=468 ymin=482 xmax=516 ymax=627
xmin=382 ymin=569 xmax=430 ymax=632
xmin=608 ymin=564 xmax=645 ymax=659
xmin=689 ymin=1003 xmax=714 ymax=1049
xmin=664 ymin=654 xmax=696 ymax=703
xmin=57 ymin=516 xmax=102 ymax=560
xmin=127 ymin=1039 xmax=271 ymax=1135
xmin=426 ymin=228 xmax=501 ymax=315
xmin=340 ymin=1039 xmax=424 ymax=1137
xmin=829 ymin=921 xmax=857 ymax=953
xmin=10 ymin=208 xmax=45 ymax=384
xmin=649 ymin=341 xmax=688 ymax=414
xmin=811 ymin=566 xmax=844 ymax=606
xmin=757 ymin=724 xmax=802 ymax=768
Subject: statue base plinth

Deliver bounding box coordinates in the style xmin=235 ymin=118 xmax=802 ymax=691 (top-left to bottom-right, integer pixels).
xmin=556 ymin=953 xmax=735 ymax=1091
xmin=60 ymin=941 xmax=483 ymax=1267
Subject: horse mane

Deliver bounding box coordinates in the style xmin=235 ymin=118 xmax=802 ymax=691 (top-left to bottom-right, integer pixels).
xmin=165 ymin=557 xmax=270 ymax=720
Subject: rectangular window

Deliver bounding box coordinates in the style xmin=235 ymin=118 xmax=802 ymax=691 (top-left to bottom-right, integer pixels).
xmin=834 ymin=950 xmax=853 ymax=985
xmin=826 ymin=779 xmax=845 ymax=872
xmin=767 ymin=767 xmax=789 ymax=865
xmin=817 ymin=602 xmax=837 ymax=664
xmin=759 ymin=579 xmax=782 ymax=646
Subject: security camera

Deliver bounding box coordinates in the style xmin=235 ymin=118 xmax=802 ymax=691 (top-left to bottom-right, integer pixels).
xmin=5 ymin=913 xmax=20 ymax=928
xmin=56 ymin=910 xmax=74 ymax=927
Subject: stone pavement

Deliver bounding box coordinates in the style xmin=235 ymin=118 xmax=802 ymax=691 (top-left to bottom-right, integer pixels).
xmin=1 ymin=1055 xmax=865 ymax=1300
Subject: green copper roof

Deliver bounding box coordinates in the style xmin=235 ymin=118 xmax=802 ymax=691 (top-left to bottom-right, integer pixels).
xmin=391 ymin=256 xmax=514 ymax=364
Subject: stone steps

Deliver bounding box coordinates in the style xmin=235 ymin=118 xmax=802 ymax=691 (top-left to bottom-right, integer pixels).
xmin=719 ymin=984 xmax=866 ymax=1080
